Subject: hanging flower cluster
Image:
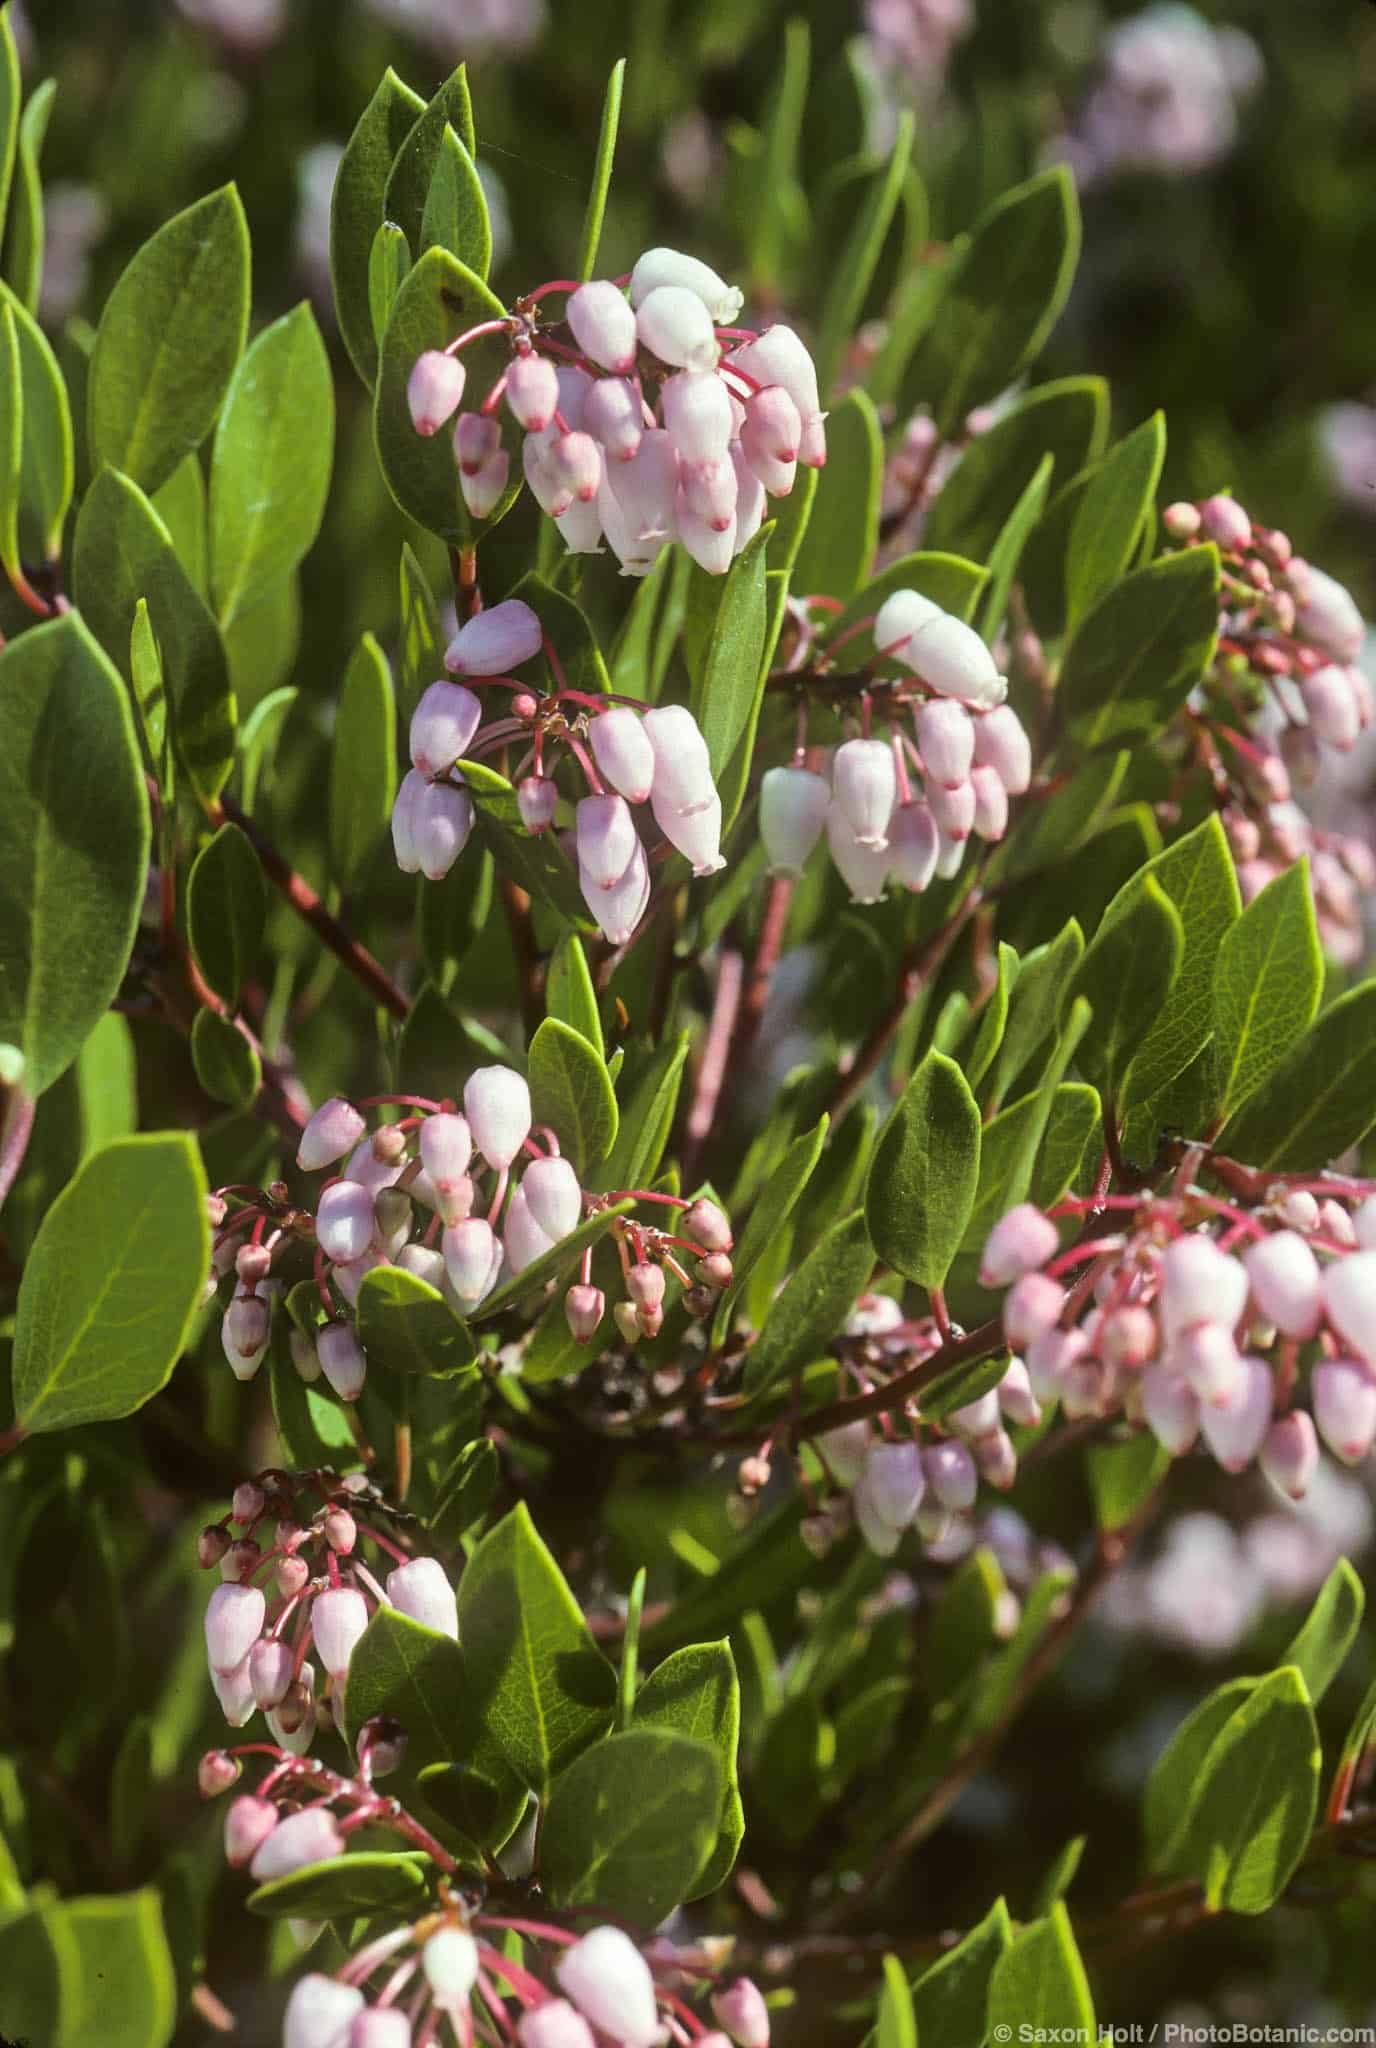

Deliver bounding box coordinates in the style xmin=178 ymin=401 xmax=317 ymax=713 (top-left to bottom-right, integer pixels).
xmin=760 ymin=586 xmax=1032 ymax=901
xmin=199 ymin=1467 xmax=452 ymax=1746
xmin=974 ymin=1160 xmax=1376 ymax=1490
xmin=1167 ymin=494 xmax=1375 ymax=962
xmin=388 ymin=594 xmax=724 ymax=938
xmin=406 ymin=245 xmax=826 ymax=576
xmin=211 ymin=1075 xmax=736 ymax=1395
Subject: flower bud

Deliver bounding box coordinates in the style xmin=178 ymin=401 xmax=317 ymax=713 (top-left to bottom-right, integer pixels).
xmin=972 ymin=705 xmax=1033 ymax=796
xmin=555 ymin=1926 xmax=662 ymax=2048
xmin=1004 ymin=1272 xmax=1065 ymax=1348
xmin=584 ymin=376 xmax=644 ymax=462
xmin=635 ymin=285 xmax=719 ymax=371
xmin=971 ymin=765 xmax=1010 ymax=842
xmin=675 ymin=488 xmax=735 ymax=573
xmin=927 ymin=778 xmax=976 ymax=842
xmin=1295 ymin=565 xmax=1365 ymax=664
xmin=455 ymin=410 xmax=501 ymax=473
xmin=411 ymin=779 xmax=475 ymax=882
xmin=1199 ymin=1355 xmax=1272 ymax=1472
xmin=726 ymin=325 xmax=820 ymax=426
xmin=826 ymin=802 xmax=889 ymax=903
xmin=374 ymin=1186 xmax=412 ymax=1259
xmin=250 ymin=1804 xmax=345 ymax=1883
xmin=463 ymin=1065 xmax=533 ymax=1169
xmin=1323 ymin=1250 xmax=1376 ymax=1364
xmin=1160 ymin=1234 xmax=1249 ymax=1343
xmin=549 ymin=429 xmax=603 ymax=504
xmin=316 ymin=1180 xmax=377 ymax=1266
xmin=832 ymin=738 xmax=896 ymax=849
xmin=581 ymin=833 xmax=651 ymax=942
xmin=916 ymin=699 xmax=974 ymax=788
xmin=661 ymin=370 xmax=733 ymax=465
xmin=288 ymin=1328 xmax=322 ymax=1385
xmin=349 ymin=2007 xmax=411 ymax=2047
xmin=234 ymin=1243 xmax=271 ymax=1289
xmin=880 ymin=799 xmax=936 ymax=895
xmin=205 ymin=1580 xmax=266 ymax=1674
xmin=713 ymin=1979 xmax=770 ymax=2048
xmin=517 ymin=775 xmax=559 ymax=833
xmin=902 ymin=613 xmax=1007 ymax=708
xmin=1023 ymin=1324 xmax=1085 ymax=1400
xmin=445 ymin=598 xmax=543 ymax=677
xmin=323 ymin=1505 xmax=356 ymax=1553
xmin=813 ymin=1421 xmax=870 ymax=1488
xmin=249 ymin=1634 xmax=295 ymax=1710
xmin=222 ymin=1294 xmax=271 ymax=1380
xmin=311 ymin=1586 xmax=369 ymax=1679
xmin=681 ymin=455 xmax=737 ymax=532
xmin=565 ymin=1283 xmax=605 ymax=1342
xmin=419 ymin=1113 xmax=475 ymax=1227
xmin=614 ymin=1300 xmax=642 ymax=1344
xmin=461 ymin=446 xmax=510 ymax=519
xmin=758 ymin=765 xmax=828 ymax=878
xmin=684 ymin=1198 xmax=732 ymax=1252
xmin=1260 ymin=1410 xmax=1319 ymax=1501
xmin=1175 ymin=1320 xmax=1245 ymax=1407
xmin=737 ymin=1454 xmax=771 ymax=1495
xmin=443 ymin=1216 xmax=500 ymax=1307
xmin=199 ymin=1523 xmax=231 ymax=1569
xmin=1100 ymin=1304 xmax=1157 ymax=1370
xmin=589 ymin=708 xmax=656 ymax=805
xmin=407 ymin=350 xmax=465 ymax=435
xmin=1300 ymin=665 xmax=1361 ymax=750
xmin=973 ymin=1428 xmax=1018 ymax=1490
xmin=740 ymin=386 xmax=801 ymax=496
xmin=980 ymin=1204 xmax=1058 ymax=1289
xmin=604 ymin=428 xmax=678 ymax=543
xmin=390 ymin=769 xmax=427 ymax=872
xmin=1243 ymin=1230 xmax=1322 ymax=1340
xmin=423 ymin=1925 xmax=480 ymax=2010
xmin=522 ymin=1156 xmax=582 ymax=1240
xmin=506 ymin=352 xmax=561 ymax=431
xmin=387 ymin=1556 xmax=458 ymax=1640
xmin=211 ymin=1652 xmax=256 ymax=1727
xmin=1198 ymin=494 xmax=1251 ymax=551
xmin=410 ymin=680 xmax=483 ymax=777
xmin=873 ymin=587 xmax=944 ymax=664
xmin=230 ymin=1482 xmax=265 ymax=1528
xmin=283 ymin=1974 xmax=365 ymax=2048
xmin=859 ymin=1441 xmax=925 ymax=1530
xmin=1141 ymin=1365 xmax=1200 ymax=1455
xmin=1320 ymin=1199 xmax=1358 ymax=1249
xmin=278 ymin=1557 xmax=310 ymax=1604
xmin=651 ymin=784 xmax=726 ymax=874
xmin=316 ymin=1321 xmax=366 ymax=1402
xmin=222 ymin=1536 xmax=261 ymax=1582
xmin=1353 ymin=1197 xmax=1376 ymax=1249
xmin=505 ymin=1185 xmax=555 ymax=1273
xmin=576 ymin=793 xmax=639 ymax=889
xmin=269 ymin=1667 xmax=316 ymax=1745
xmin=225 ymin=1794 xmax=279 ymax=1868
xmin=923 ymin=1438 xmax=978 ymax=1511
xmin=1162 ymin=501 xmax=1202 ymax=540
xmin=627 ymin=1262 xmax=667 ymax=1315
xmin=629 ymin=247 xmax=743 ymax=322
xmin=997 ymin=1358 xmax=1042 ymax=1428
xmin=1312 ymin=1359 xmax=1376 ymax=1464
xmin=642 ymin=705 xmax=716 ymax=814
xmin=698 ymin=1251 xmax=733 ymax=1291
xmin=518 ymin=2001 xmax=597 ymax=2048
xmin=568 ymin=280 xmax=637 ymax=373
xmin=525 ymin=431 xmax=573 ymax=518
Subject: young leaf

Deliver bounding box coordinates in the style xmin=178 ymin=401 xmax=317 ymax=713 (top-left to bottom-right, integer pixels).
xmin=1 ymin=277 xmax=73 ymax=563
xmin=1144 ymin=1674 xmax=1259 ymax=1875
xmin=966 ymin=942 xmax=1018 ymax=1089
xmin=634 ymin=1640 xmax=744 ymax=1896
xmin=866 ymin=1050 xmax=980 ymax=1289
xmin=330 ymin=632 xmax=397 ymax=890
xmin=578 ymin=59 xmax=625 ymax=280
xmin=1211 ymin=859 xmax=1322 ymax=1121
xmin=236 ymin=685 xmax=295 ymax=814
xmin=987 ymin=1902 xmax=1095 ymax=2041
xmin=978 ymin=451 xmax=1054 ymax=645
xmin=190 ymin=1009 xmax=260 ymax=1110
xmin=62 ymin=1891 xmax=176 ymax=2048
xmin=875 ymin=1955 xmax=917 ymax=2048
xmin=356 ymin=1265 xmax=479 ymax=1377
xmin=1185 ymin=1666 xmax=1320 ymax=1914
xmin=0 ymin=612 xmax=149 ymax=1096
xmin=1060 ymin=875 xmax=1183 ymax=1100
xmin=1087 ymin=1432 xmax=1170 ymax=1533
xmin=2 ymin=76 xmax=55 ymax=315
xmin=0 ymin=301 xmax=22 ymax=597
xmin=743 ymin=1210 xmax=874 ymax=1395
xmin=88 ymin=187 xmax=250 ymax=495
xmin=247 ymin=1853 xmax=430 ymax=1922
xmin=420 ymin=124 xmax=491 ymax=279
xmin=813 ymin=113 xmax=914 ymax=395
xmin=988 ymin=920 xmax=1085 ymax=1108
xmin=453 ymin=1503 xmax=616 ymax=1794
xmin=910 ymin=1896 xmax=1012 ymax=2048
xmin=331 ymin=68 xmax=427 ymax=386
xmin=397 ymin=540 xmax=445 ymax=722
xmin=457 ymin=756 xmax=591 ymax=928
xmin=713 ymin=1116 xmax=829 ymax=1343
xmin=527 ymin=1017 xmax=618 ymax=1174
xmin=368 ymin=221 xmax=412 ymax=347
xmin=187 ymin=822 xmax=266 ymax=1006
xmin=1281 ymin=1558 xmax=1364 ymax=1707
xmin=546 ymin=936 xmax=603 ymax=1056
xmin=209 ymin=301 xmax=334 ymax=628
xmin=1059 ymin=546 xmax=1221 ymax=749
xmin=541 ymin=1728 xmax=723 ymax=1922
xmin=151 ymin=450 xmax=207 ymax=595
xmin=1113 ymin=813 xmax=1241 ymax=1112
xmin=383 ymin=66 xmax=476 ymax=251
xmin=690 ymin=524 xmax=770 ymax=778
xmin=12 ymin=1133 xmax=209 ymax=1433
xmin=926 ymin=375 xmax=1108 ymax=563
xmin=1220 ymin=978 xmax=1376 ymax=1170
xmin=789 ymin=389 xmax=882 ymax=603
xmin=1065 ymin=411 xmax=1166 ymax=627
xmin=0 ymin=1898 xmax=79 ymax=2048
xmin=596 ymin=1032 xmax=690 ymax=1193
xmin=0 ymin=6 xmax=17 ymax=235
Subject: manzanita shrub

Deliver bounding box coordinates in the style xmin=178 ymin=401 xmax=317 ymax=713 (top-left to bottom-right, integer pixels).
xmin=5 ymin=13 xmax=1376 ymax=2047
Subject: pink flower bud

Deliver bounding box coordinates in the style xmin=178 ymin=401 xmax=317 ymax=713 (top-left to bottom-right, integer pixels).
xmin=423 ymin=1925 xmax=480 ymax=2010
xmin=231 ymin=1481 xmax=266 ymax=1527
xmin=407 ymin=350 xmax=465 ymax=435
xmin=317 ymin=1323 xmax=367 ymax=1401
xmin=1313 ymin=1358 xmax=1376 ymax=1464
xmin=524 ymin=431 xmax=573 ymax=518
xmin=675 ymin=487 xmax=736 ymax=573
xmin=1174 ymin=1320 xmax=1244 ymax=1407
xmin=221 ymin=1293 xmax=271 ymax=1382
xmin=980 ymin=1204 xmax=1059 ymax=1289
xmin=199 ymin=1523 xmax=231 ymax=1569
xmin=268 ymin=1667 xmax=316 ymax=1748
xmin=522 ymin=1156 xmax=582 ymax=1240
xmin=461 ymin=447 xmax=510 ymax=519
xmin=971 ymin=765 xmax=1010 ymax=842
xmin=680 ymin=455 xmax=737 ymax=532
xmin=445 ymin=598 xmax=543 ymax=677
xmin=420 ymin=1116 xmax=476 ymax=1228
xmin=884 ymin=800 xmax=938 ymax=895
xmin=928 ymin=778 xmax=976 ymax=842
xmin=1159 ymin=1234 xmax=1249 ymax=1343
xmin=1197 ymin=494 xmax=1251 ymax=551
xmin=504 ymin=1185 xmax=555 ymax=1273
xmin=518 ymin=2001 xmax=597 ymax=2048
xmin=235 ymin=1245 xmax=272 ymax=1289
xmin=642 ymin=705 xmax=716 ymax=814
xmin=627 ymin=1262 xmax=666 ymax=1315
xmin=1323 ymin=1251 xmax=1376 ymax=1364
xmin=225 ymin=1794 xmax=279 ymax=1867
xmin=972 ymin=705 xmax=1033 ymax=796
xmin=1354 ymin=1197 xmax=1376 ymax=1249
xmin=443 ymin=1216 xmax=500 ymax=1307
xmin=548 ymin=429 xmax=603 ymax=505
xmin=222 ymin=1536 xmax=260 ymax=1581
xmin=1004 ymin=1272 xmax=1065 ymax=1348
xmin=311 ymin=1586 xmax=369 ymax=1678
xmin=455 ymin=411 xmax=501 ymax=474
xmin=681 ymin=1201 xmax=730 ymax=1254
xmin=1025 ymin=1321 xmax=1089 ymax=1401
xmin=199 ymin=1749 xmax=240 ymax=1797
xmin=250 ymin=1804 xmax=345 ymax=1883
xmin=555 ymin=493 xmax=605 ymax=554
xmin=412 ymin=779 xmax=475 ymax=881
xmin=726 ymin=325 xmax=820 ymax=426
xmin=565 ymin=1284 xmax=605 ymax=1342
xmin=629 ymin=247 xmax=743 ymax=322
xmin=903 ymin=614 xmax=1007 ymax=709
xmin=568 ymin=280 xmax=638 ymax=373
xmin=740 ymin=386 xmax=801 ymax=496
xmin=205 ymin=1580 xmax=266 ymax=1674
xmin=463 ymin=1065 xmax=532 ymax=1170
xmin=211 ymin=1654 xmax=256 ymax=1728
xmin=614 ymin=1299 xmax=642 ymax=1344
xmin=759 ymin=765 xmax=828 ymax=877
xmin=283 ymin=1974 xmax=365 ymax=2048
xmin=997 ymin=1358 xmax=1042 ymax=1428
xmin=698 ymin=1251 xmax=733 ymax=1290
xmin=324 ymin=1505 xmax=356 ymax=1553
xmin=1100 ymin=1304 xmax=1157 ymax=1370
xmin=832 ymin=738 xmax=896 ymax=849
xmin=1260 ymin=1410 xmax=1319 ymax=1501
xmin=1301 ymin=665 xmax=1361 ymax=750
xmin=517 ymin=775 xmax=559 ymax=834
xmin=604 ymin=428 xmax=679 ymax=542
xmin=730 ymin=441 xmax=767 ymax=549
xmin=387 ymin=1556 xmax=458 ymax=1639
xmin=1162 ymin=501 xmax=1202 ymax=540
xmin=506 ymin=353 xmax=560 ymax=431
xmin=635 ymin=285 xmax=719 ymax=371
xmin=826 ymin=801 xmax=890 ymax=903
xmin=390 ymin=769 xmax=426 ymax=873
xmin=1296 ymin=566 xmax=1365 ymax=665
xmin=713 ymin=1978 xmax=770 ymax=2048
xmin=556 ymin=1927 xmax=662 ymax=2048
xmin=972 ymin=1428 xmax=1017 ymax=1490
xmin=651 ymin=785 xmax=726 ymax=874
xmin=583 ymin=377 xmax=644 ymax=462
xmin=1141 ymin=1366 xmax=1200 ymax=1455
xmin=349 ymin=2008 xmax=411 ymax=2047
xmin=1320 ymin=1199 xmax=1358 ymax=1248
xmin=916 ymin=699 xmax=974 ymax=788
xmin=576 ymin=794 xmax=639 ymax=889
xmin=1199 ymin=1355 xmax=1272 ymax=1471
xmin=249 ymin=1634 xmax=295 ymax=1711
xmin=590 ymin=708 xmax=656 ymax=806
xmin=923 ymin=1438 xmax=977 ymax=1511
xmin=316 ymin=1180 xmax=376 ymax=1265
xmin=873 ymin=587 xmax=944 ymax=664
xmin=410 ymin=681 xmax=483 ymax=777
xmin=1243 ymin=1230 xmax=1322 ymax=1340
xmin=662 ymin=370 xmax=733 ymax=465
xmin=948 ymin=1386 xmax=1002 ymax=1438
xmin=581 ymin=833 xmax=651 ymax=942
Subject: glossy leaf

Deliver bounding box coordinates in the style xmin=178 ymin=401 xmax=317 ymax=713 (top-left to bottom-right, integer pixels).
xmin=187 ymin=822 xmax=265 ymax=1006
xmin=1183 ymin=1667 xmax=1320 ymax=1913
xmin=910 ymin=1896 xmax=1012 ymax=2048
xmin=1060 ymin=875 xmax=1183 ymax=1100
xmin=635 ymin=1639 xmax=744 ymax=1895
xmin=978 ymin=450 xmax=1054 ymax=644
xmin=596 ymin=1032 xmax=689 ymax=1193
xmin=713 ymin=1115 xmax=828 ymax=1343
xmin=743 ymin=1209 xmax=874 ymax=1394
xmin=987 ymin=1902 xmax=1095 ymax=2040
xmin=690 ymin=524 xmax=770 ymax=779
xmin=330 ymin=632 xmax=396 ymax=889
xmin=383 ymin=66 xmax=476 ymax=250
xmin=988 ymin=919 xmax=1085 ymax=1107
xmin=356 ymin=1264 xmax=479 ymax=1376
xmin=0 ymin=612 xmax=149 ymax=1096
xmin=1 ymin=277 xmax=73 ymax=561
xmin=1211 ymin=859 xmax=1322 ymax=1120
xmin=789 ymin=388 xmax=883 ymax=603
xmin=1087 ymin=1432 xmax=1171 ymax=1532
xmin=867 ymin=1050 xmax=980 ymax=1289
xmin=12 ymin=1133 xmax=209 ymax=1432
xmin=0 ymin=300 xmax=21 ymax=595
xmin=546 ymin=935 xmax=603 ymax=1056
xmin=875 ymin=1956 xmax=917 ymax=2048
xmin=397 ymin=539 xmax=445 ymax=721
xmin=1059 ymin=545 xmax=1220 ymax=749
xmin=247 ymin=1852 xmax=430 ymax=1921
xmin=1282 ymin=1558 xmax=1364 ymax=1707
xmin=1 ymin=75 xmax=53 ymax=314
xmin=541 ymin=1728 xmax=722 ymax=1922
xmin=578 ymin=58 xmax=625 ymax=278
xmin=0 ymin=6 xmax=17 ymax=235
xmin=62 ymin=1889 xmax=176 ymax=2048
xmin=527 ymin=1016 xmax=618 ymax=1173
xmin=331 ymin=68 xmax=427 ymax=385
xmin=1221 ymin=978 xmax=1376 ymax=1170
xmin=1112 ymin=814 xmax=1241 ymax=1112
xmin=368 ymin=220 xmax=411 ymax=346
xmin=926 ymin=375 xmax=1108 ymax=562
xmin=419 ymin=123 xmax=491 ymax=278
xmin=190 ymin=1008 xmax=260 ymax=1109
xmin=1065 ymin=411 xmax=1166 ymax=627
xmin=89 ymin=186 xmax=250 ymax=494
xmin=476 ymin=1198 xmax=634 ymax=1324
xmin=344 ymin=1605 xmax=466 ymax=1771
xmin=1144 ymin=1674 xmax=1260 ymax=1875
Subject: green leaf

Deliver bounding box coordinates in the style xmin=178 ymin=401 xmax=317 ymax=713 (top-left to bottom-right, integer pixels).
xmin=0 ymin=612 xmax=149 ymax=1096
xmin=476 ymin=1199 xmax=634 ymax=1324
xmin=876 ymin=1955 xmax=917 ymax=2048
xmin=420 ymin=840 xmax=493 ymax=993
xmin=151 ymin=450 xmax=207 ymax=595
xmin=88 ymin=187 xmax=250 ymax=495
xmin=187 ymin=822 xmax=266 ymax=1006
xmin=546 ymin=936 xmax=603 ymax=1056
xmin=961 ymin=1077 xmax=1095 ymax=1253
xmin=527 ymin=1017 xmax=618 ymax=1174
xmin=823 ymin=550 xmax=987 ymax=662
xmin=966 ymin=942 xmax=1017 ymax=1090
xmin=1221 ymin=977 xmax=1376 ymax=1170
xmin=344 ymin=1605 xmax=466 ymax=1772
xmin=397 ymin=540 xmax=444 ymax=722
xmin=1061 ymin=875 xmax=1183 ymax=1100
xmin=369 ymin=221 xmax=412 ymax=348
xmin=988 ymin=920 xmax=1084 ymax=1108
xmin=746 ymin=17 xmax=810 ymax=292
xmin=979 ymin=451 xmax=1054 ymax=645
xmin=789 ymin=389 xmax=882 ymax=603
xmin=12 ymin=1133 xmax=209 ymax=1433
xmin=987 ymin=1903 xmax=1095 ymax=2041
xmin=541 ymin=1728 xmax=722 ymax=1922
xmin=1185 ymin=1667 xmax=1320 ymax=1913
xmin=743 ymin=1209 xmax=874 ymax=1394
xmin=237 ymin=685 xmax=295 ymax=813
xmin=72 ymin=465 xmax=237 ymax=803
xmin=910 ymin=1896 xmax=1012 ymax=2048
xmin=508 ymin=571 xmax=609 ymax=696
xmin=1 ymin=277 xmax=73 ymax=562
xmin=690 ymin=524 xmax=770 ymax=778
xmin=384 ymin=67 xmax=476 ymax=251
xmin=867 ymin=1050 xmax=980 ymax=1289
xmin=578 ymin=59 xmax=625 ymax=279
xmin=110 ymin=1715 xmax=154 ymax=1868
xmin=453 ymin=1502 xmax=616 ymax=1795
xmin=0 ymin=300 xmax=22 ymax=598
xmin=419 ymin=124 xmax=491 ymax=279
xmin=1 ymin=75 xmax=53 ymax=315
xmin=247 ymin=1853 xmax=430 ymax=1921
xmin=1087 ymin=1432 xmax=1170 ymax=1532
xmin=62 ymin=1890 xmax=176 ymax=2048
xmin=813 ymin=114 xmax=914 ymax=395
xmin=925 ymin=375 xmax=1108 ymax=561
xmin=330 ymin=632 xmax=397 ymax=889
xmin=375 ymin=247 xmax=519 ymax=543
xmin=0 ymin=7 xmax=18 ymax=237
xmin=867 ymin=244 xmax=958 ymax=410
xmin=190 ymin=1008 xmax=260 ymax=1109
xmin=1035 ymin=1837 xmax=1087 ymax=1915
xmin=1059 ymin=546 xmax=1221 ymax=750
xmin=1211 ymin=860 xmax=1322 ymax=1121
xmin=209 ymin=301 xmax=334 ymax=628
xmin=1282 ymin=1559 xmax=1364 ymax=1707
xmin=596 ymin=1032 xmax=689 ymax=1193
xmin=927 ymin=1547 xmax=1006 ymax=1696
xmin=1066 ymin=412 xmax=1166 ymax=627
xmin=430 ymin=1437 xmax=499 ymax=1548
xmin=331 ymin=68 xmax=427 ymax=386
xmin=905 ymin=169 xmax=1081 ymax=434
xmin=635 ymin=1639 xmax=744 ymax=1896
xmin=713 ymin=1116 xmax=828 ymax=1343
xmin=1114 ymin=814 xmax=1241 ymax=1112
xmin=356 ymin=1264 xmax=479 ymax=1376
xmin=1145 ymin=1675 xmax=1260 ymax=1875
